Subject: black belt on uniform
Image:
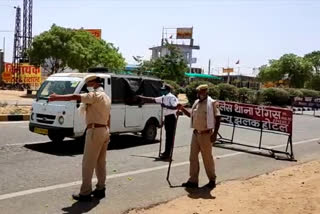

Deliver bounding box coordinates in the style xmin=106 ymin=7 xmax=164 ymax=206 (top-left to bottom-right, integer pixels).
xmin=193 ymin=129 xmax=212 ymax=135
xmin=87 ymin=123 xmax=107 ymax=129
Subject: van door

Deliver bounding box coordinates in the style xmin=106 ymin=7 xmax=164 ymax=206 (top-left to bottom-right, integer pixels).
xmin=125 ymin=105 xmax=143 ymax=127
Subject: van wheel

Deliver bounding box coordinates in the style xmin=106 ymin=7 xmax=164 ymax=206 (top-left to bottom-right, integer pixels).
xmin=142 ymin=121 xmax=157 ymax=142
xmin=48 ymin=133 xmax=65 ymax=143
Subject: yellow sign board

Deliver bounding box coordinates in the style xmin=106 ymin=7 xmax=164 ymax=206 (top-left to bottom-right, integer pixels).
xmin=2 ymin=63 xmax=42 ymax=89
xmin=223 ymin=68 xmax=234 ymax=73
xmin=176 ymin=28 xmax=193 ymax=39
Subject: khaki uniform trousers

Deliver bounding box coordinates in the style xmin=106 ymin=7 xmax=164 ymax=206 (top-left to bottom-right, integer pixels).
xmin=80 ymin=127 xmax=110 ymax=195
xmin=188 ymin=131 xmax=216 ymax=183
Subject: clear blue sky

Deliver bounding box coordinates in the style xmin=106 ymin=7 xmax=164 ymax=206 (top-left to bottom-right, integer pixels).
xmin=0 ymin=0 xmax=319 ymax=75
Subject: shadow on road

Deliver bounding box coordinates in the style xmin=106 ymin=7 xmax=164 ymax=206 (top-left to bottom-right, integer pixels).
xmin=185 ymin=186 xmax=216 ymax=200
xmin=24 ymin=134 xmax=159 ymax=156
xmin=61 ymin=198 xmax=100 ymax=214
xmin=214 ymin=142 xmax=295 ymax=161
xmin=108 ymin=134 xmax=159 ymax=150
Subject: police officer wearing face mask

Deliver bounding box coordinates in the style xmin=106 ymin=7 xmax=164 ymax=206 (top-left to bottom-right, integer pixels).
xmin=178 ymin=84 xmax=221 ymax=189
xmin=138 ymin=83 xmax=179 ymax=160
xmin=48 ymin=75 xmax=111 ymax=201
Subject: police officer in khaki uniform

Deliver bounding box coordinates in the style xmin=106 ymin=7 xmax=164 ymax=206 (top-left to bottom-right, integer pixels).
xmin=49 ymin=75 xmax=111 ymax=201
xmin=178 ymin=84 xmax=221 ymax=189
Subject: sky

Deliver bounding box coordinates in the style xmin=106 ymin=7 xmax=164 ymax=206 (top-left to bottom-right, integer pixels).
xmin=0 ymin=0 xmax=319 ymax=76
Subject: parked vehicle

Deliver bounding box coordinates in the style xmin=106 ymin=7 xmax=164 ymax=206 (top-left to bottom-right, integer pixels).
xmin=29 ymin=70 xmax=163 ymax=143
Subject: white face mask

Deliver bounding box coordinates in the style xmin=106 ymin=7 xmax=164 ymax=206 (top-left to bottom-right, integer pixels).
xmin=87 ymin=87 xmax=94 ymax=92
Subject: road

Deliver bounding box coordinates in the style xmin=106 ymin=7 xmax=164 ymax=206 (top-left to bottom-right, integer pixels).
xmin=0 ymin=113 xmax=320 ymax=214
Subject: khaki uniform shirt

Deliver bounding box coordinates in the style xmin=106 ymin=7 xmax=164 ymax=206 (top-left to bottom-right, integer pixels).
xmin=80 ymin=90 xmax=111 ymax=126
xmin=192 ymin=99 xmax=221 ymax=131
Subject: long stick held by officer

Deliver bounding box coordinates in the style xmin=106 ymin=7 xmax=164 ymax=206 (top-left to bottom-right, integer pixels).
xmin=138 ymin=83 xmax=179 ymax=160
xmin=48 ymin=75 xmax=111 ymax=201
xmin=178 ymin=84 xmax=221 ymax=189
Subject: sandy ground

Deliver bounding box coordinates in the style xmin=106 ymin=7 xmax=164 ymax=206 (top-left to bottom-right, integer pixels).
xmin=0 ymin=90 xmax=34 ymax=114
xmin=0 ymin=105 xmax=31 ymax=114
xmin=0 ymin=89 xmax=35 ymax=101
xmin=128 ymin=160 xmax=320 ymax=214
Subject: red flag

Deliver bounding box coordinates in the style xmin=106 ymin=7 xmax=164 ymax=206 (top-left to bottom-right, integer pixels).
xmin=235 ymin=60 xmax=240 ymax=64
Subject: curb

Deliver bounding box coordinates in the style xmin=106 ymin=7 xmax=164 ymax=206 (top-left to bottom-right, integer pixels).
xmin=0 ymin=114 xmax=30 ymax=121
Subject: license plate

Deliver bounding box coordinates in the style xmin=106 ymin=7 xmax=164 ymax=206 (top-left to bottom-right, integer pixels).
xmin=34 ymin=127 xmax=48 ymax=135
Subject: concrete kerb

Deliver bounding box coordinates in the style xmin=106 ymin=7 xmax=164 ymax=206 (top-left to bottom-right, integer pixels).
xmin=0 ymin=114 xmax=30 ymax=121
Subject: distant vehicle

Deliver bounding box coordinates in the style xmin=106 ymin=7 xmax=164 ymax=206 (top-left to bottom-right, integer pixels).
xmin=29 ymin=70 xmax=163 ymax=143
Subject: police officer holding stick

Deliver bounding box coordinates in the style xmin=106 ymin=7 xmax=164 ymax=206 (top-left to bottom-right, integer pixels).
xmin=178 ymin=84 xmax=221 ymax=189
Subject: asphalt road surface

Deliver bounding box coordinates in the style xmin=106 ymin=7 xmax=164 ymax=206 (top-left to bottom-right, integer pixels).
xmin=0 ymin=112 xmax=320 ymax=214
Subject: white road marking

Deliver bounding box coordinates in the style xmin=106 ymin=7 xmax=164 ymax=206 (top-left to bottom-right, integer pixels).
xmin=0 ymin=137 xmax=319 ymax=201
xmin=4 ymin=141 xmax=49 ymax=147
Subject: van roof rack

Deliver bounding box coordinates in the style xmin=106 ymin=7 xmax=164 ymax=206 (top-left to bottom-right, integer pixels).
xmin=88 ymin=67 xmax=109 ymax=73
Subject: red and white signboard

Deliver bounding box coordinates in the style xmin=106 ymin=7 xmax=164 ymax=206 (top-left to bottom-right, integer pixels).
xmin=219 ymin=101 xmax=293 ymax=134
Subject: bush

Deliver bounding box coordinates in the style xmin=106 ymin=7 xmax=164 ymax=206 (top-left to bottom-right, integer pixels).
xmin=217 ymin=83 xmax=239 ymax=101
xmin=299 ymin=89 xmax=320 ymax=98
xmin=238 ymin=88 xmax=255 ymax=103
xmin=208 ymin=85 xmax=220 ymax=100
xmin=284 ymin=88 xmax=304 ymax=98
xmin=251 ymin=90 xmax=264 ymax=105
xmin=185 ymin=81 xmax=219 ymax=105
xmin=177 ymin=87 xmax=186 ymax=94
xmin=261 ymin=88 xmax=290 ymax=106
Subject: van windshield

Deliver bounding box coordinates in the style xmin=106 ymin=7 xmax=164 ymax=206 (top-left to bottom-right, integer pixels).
xmin=37 ymin=80 xmax=80 ymax=100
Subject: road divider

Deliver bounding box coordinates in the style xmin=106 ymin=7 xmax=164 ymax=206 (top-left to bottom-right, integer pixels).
xmin=0 ymin=114 xmax=30 ymax=121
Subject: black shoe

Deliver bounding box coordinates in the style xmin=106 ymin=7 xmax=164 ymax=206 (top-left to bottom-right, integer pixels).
xmin=72 ymin=193 xmax=92 ymax=202
xmin=181 ymin=181 xmax=199 ymax=188
xmin=159 ymin=153 xmax=170 ymax=159
xmin=92 ymin=188 xmax=106 ymax=199
xmin=204 ymin=180 xmax=216 ymax=189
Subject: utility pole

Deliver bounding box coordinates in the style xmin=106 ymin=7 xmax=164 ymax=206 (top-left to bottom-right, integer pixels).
xmin=227 ymin=57 xmax=230 ymax=84
xmin=13 ymin=6 xmax=22 ymax=85
xmin=208 ymin=59 xmax=211 ymax=75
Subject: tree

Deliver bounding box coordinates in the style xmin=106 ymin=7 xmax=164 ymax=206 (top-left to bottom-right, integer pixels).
xmin=145 ymin=42 xmax=188 ymax=83
xmin=258 ymin=54 xmax=313 ymax=88
xmin=28 ymin=24 xmax=125 ymax=75
xmin=304 ymin=51 xmax=320 ymax=73
xmin=306 ymin=73 xmax=320 ymax=91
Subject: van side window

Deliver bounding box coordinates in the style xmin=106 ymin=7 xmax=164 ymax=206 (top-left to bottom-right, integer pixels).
xmin=111 ymin=77 xmax=141 ymax=105
xmin=79 ymin=78 xmax=105 ymax=94
xmin=111 ymin=77 xmax=162 ymax=105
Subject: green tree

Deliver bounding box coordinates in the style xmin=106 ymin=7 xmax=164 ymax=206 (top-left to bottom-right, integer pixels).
xmin=304 ymin=51 xmax=320 ymax=73
xmin=28 ymin=24 xmax=125 ymax=74
xmin=258 ymin=60 xmax=283 ymax=83
xmin=146 ymin=42 xmax=188 ymax=83
xmin=306 ymin=73 xmax=320 ymax=91
xmin=257 ymin=54 xmax=313 ymax=88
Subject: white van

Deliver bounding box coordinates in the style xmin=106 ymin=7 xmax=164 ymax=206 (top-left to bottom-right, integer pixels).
xmin=29 ymin=71 xmax=163 ymax=143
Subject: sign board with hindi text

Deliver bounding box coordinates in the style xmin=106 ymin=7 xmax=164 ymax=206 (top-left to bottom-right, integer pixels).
xmin=176 ymin=28 xmax=193 ymax=39
xmin=223 ymin=68 xmax=234 ymax=73
xmin=219 ymin=101 xmax=293 ymax=134
xmin=2 ymin=63 xmax=42 ymax=90
xmin=292 ymin=97 xmax=320 ymax=109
